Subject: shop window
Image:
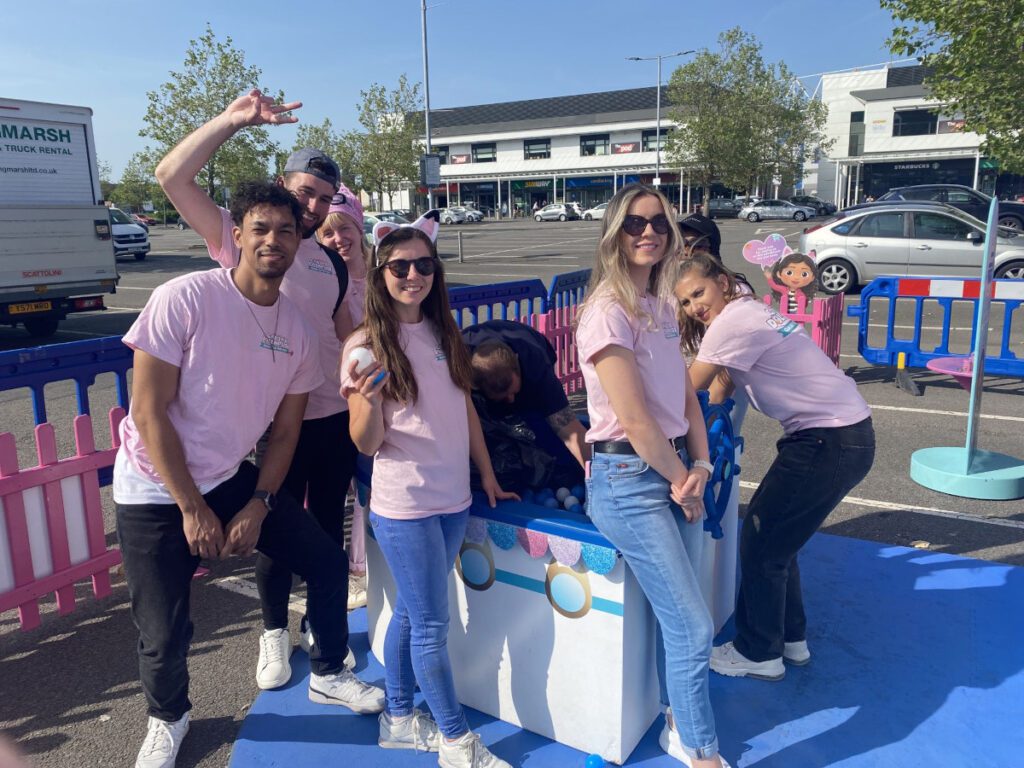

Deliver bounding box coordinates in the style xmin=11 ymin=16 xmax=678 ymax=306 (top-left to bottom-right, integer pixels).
xmin=433 ymin=145 xmax=449 ymax=165
xmin=848 ymin=111 xmax=865 ymax=157
xmin=893 ymin=109 xmax=938 ymax=137
xmin=580 ymin=134 xmax=610 ymax=157
xmin=472 ymin=143 xmax=497 ymax=163
xmin=524 ymin=138 xmax=550 ymax=160
xmin=642 ymin=128 xmax=670 ymax=152
xmin=850 ymin=111 xmax=865 ymax=124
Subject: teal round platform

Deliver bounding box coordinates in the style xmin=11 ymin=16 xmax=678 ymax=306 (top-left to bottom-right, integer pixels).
xmin=911 ymin=447 xmax=1024 ymax=500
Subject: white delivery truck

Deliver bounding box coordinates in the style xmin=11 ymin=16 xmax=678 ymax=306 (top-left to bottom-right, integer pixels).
xmin=0 ymin=97 xmax=119 ymax=338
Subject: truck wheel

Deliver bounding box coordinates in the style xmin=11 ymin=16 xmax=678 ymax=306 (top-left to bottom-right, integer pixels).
xmin=134 ymin=251 xmax=149 ymax=261
xmin=24 ymin=318 xmax=59 ymax=338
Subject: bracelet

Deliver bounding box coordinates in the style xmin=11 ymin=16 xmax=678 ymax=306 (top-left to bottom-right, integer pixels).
xmin=691 ymin=459 xmax=714 ymax=477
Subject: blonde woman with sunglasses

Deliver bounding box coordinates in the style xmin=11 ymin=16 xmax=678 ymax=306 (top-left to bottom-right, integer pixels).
xmin=575 ymin=184 xmax=730 ymax=767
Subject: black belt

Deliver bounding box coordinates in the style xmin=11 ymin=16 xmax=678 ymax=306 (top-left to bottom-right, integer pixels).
xmin=593 ymin=435 xmax=687 ymax=455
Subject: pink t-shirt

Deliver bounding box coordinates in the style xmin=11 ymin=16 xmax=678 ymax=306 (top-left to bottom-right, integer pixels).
xmin=209 ymin=207 xmax=344 ymax=420
xmin=340 ymin=322 xmax=471 ymax=519
xmin=345 ymin=275 xmax=367 ymax=326
xmin=696 ymin=298 xmax=871 ymax=434
xmin=114 ymin=269 xmax=323 ymax=500
xmin=575 ymin=290 xmax=690 ymax=443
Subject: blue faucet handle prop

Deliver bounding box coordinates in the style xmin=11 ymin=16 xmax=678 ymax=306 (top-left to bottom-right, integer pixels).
xmin=697 ymin=395 xmax=740 ymax=539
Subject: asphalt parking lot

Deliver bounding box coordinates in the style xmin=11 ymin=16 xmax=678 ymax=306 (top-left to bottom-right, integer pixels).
xmin=1 ymin=216 xmax=1023 ymax=768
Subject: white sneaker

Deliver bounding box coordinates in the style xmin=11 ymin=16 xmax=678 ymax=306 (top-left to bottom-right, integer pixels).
xmin=348 ymin=573 xmax=368 ymax=610
xmin=783 ymin=640 xmax=811 ymax=665
xmin=439 ymin=731 xmax=511 ymax=768
xmin=659 ymin=709 xmax=733 ymax=767
xmin=710 ymin=641 xmax=785 ymax=681
xmin=297 ymin=616 xmax=356 ymax=670
xmin=135 ymin=712 xmax=190 ymax=768
xmin=308 ymin=668 xmax=385 ymax=713
xmin=256 ymin=628 xmax=292 ymax=690
xmin=378 ymin=708 xmax=441 ymax=751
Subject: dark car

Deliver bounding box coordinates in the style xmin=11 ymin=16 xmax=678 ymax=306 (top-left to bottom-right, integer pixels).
xmin=790 ymin=195 xmax=837 ymax=216
xmin=706 ymin=198 xmax=739 ymax=219
xmin=878 ymin=184 xmax=1024 ymax=230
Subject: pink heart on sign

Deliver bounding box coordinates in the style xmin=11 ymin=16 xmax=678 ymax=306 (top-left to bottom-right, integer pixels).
xmin=742 ymin=234 xmax=793 ymax=267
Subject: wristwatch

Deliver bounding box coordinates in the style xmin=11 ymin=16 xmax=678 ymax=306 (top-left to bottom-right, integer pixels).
xmin=252 ymin=489 xmax=276 ymax=512
xmin=691 ymin=459 xmax=714 ymax=478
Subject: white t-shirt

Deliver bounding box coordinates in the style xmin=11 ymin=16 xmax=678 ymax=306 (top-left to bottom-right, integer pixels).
xmin=696 ymin=298 xmax=870 ymax=434
xmin=575 ymin=290 xmax=690 ymax=443
xmin=113 ymin=269 xmax=323 ymax=504
xmin=340 ymin=322 xmax=470 ymax=519
xmin=209 ymin=207 xmax=344 ymax=420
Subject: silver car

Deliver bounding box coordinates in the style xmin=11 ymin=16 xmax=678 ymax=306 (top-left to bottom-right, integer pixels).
xmin=583 ymin=202 xmax=608 ymax=221
xmin=799 ymin=202 xmax=1024 ymax=294
xmin=738 ymin=199 xmax=816 ymax=222
xmin=535 ymin=203 xmax=579 ymax=222
xmin=440 ymin=207 xmax=467 ymax=224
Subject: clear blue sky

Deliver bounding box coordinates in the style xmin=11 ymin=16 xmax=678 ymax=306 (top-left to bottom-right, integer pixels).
xmin=2 ymin=0 xmax=902 ymax=180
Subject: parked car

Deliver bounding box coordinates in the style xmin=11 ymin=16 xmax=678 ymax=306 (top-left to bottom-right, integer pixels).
xmin=109 ymin=207 xmax=150 ymax=261
xmin=363 ymin=213 xmax=380 ymax=245
xmin=440 ymin=208 xmax=467 ymax=225
xmin=790 ymin=195 xmax=836 ymax=216
xmin=453 ymin=206 xmax=484 ymax=223
xmin=368 ymin=211 xmax=411 ymax=224
xmin=706 ymin=198 xmax=739 ymax=219
xmin=535 ymin=203 xmax=580 ymax=222
xmin=799 ymin=202 xmax=1024 ymax=294
xmin=735 ymin=195 xmax=761 ymax=206
xmin=877 ymin=184 xmax=1024 ymax=230
xmin=583 ymin=202 xmax=608 ymax=221
xmin=130 ymin=212 xmax=157 ymax=228
xmin=738 ymin=199 xmax=817 ymax=222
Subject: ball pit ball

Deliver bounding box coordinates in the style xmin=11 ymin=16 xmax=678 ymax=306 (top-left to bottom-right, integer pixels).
xmin=543 ymin=497 xmax=560 ymax=509
xmin=563 ymin=495 xmax=580 ymax=510
xmin=569 ymin=503 xmax=583 ymax=514
xmin=585 ymin=755 xmax=606 ymax=768
xmin=537 ymin=488 xmax=554 ymax=501
xmin=556 ymin=487 xmax=571 ymax=502
xmin=571 ymin=484 xmax=586 ymax=500
xmin=348 ymin=347 xmax=376 ymax=375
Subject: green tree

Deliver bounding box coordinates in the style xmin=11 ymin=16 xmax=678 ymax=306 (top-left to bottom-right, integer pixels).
xmin=665 ymin=28 xmax=830 ymax=211
xmin=141 ymin=23 xmax=282 ymax=197
xmin=290 ymin=118 xmax=358 ymax=190
xmin=883 ymin=0 xmax=1024 ymax=173
xmin=347 ymin=75 xmax=423 ymax=209
xmin=98 ymin=159 xmax=117 ymax=201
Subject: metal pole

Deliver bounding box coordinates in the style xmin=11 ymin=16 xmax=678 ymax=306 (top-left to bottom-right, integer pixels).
xmin=964 ymin=197 xmax=999 ymax=471
xmin=458 ymin=230 xmax=464 ymax=263
xmin=973 ymin=150 xmax=981 ymax=189
xmin=421 ymin=0 xmax=433 ymax=211
xmin=496 ymin=177 xmax=502 ymax=220
xmin=655 ymin=55 xmax=662 ymax=185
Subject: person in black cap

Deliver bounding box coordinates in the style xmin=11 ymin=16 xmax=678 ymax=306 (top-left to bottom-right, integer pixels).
xmin=679 ymin=213 xmax=722 ymax=259
xmin=157 ymin=89 xmax=381 ymax=709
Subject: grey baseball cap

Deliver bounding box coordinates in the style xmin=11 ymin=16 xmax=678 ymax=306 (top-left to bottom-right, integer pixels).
xmin=283 ymin=147 xmax=340 ymax=189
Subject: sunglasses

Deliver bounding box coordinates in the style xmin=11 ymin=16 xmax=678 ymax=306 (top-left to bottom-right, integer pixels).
xmin=622 ymin=213 xmax=671 ymax=236
xmin=381 ymin=256 xmax=438 ymax=278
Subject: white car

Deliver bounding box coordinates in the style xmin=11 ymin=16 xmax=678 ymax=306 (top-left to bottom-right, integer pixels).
xmin=583 ymin=203 xmax=608 ymax=221
xmin=738 ymin=199 xmax=816 ymax=222
xmin=799 ymin=201 xmax=1024 ymax=294
xmin=440 ymin=208 xmax=467 ymax=224
xmin=109 ymin=207 xmax=150 ymax=261
xmin=454 ymin=206 xmax=484 ymax=222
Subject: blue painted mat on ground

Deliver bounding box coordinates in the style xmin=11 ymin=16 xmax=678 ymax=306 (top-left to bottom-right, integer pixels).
xmin=230 ymin=534 xmax=1024 ymax=767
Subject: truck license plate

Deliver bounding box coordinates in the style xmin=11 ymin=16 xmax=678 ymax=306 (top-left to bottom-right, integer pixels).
xmin=9 ymin=301 xmax=53 ymax=315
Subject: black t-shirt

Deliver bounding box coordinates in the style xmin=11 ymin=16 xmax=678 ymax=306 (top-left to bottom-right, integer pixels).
xmin=461 ymin=319 xmax=569 ymax=418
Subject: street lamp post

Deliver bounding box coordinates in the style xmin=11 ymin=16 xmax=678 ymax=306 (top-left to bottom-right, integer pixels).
xmin=627 ymin=50 xmax=694 ymax=188
xmin=421 ymin=0 xmax=434 ymax=211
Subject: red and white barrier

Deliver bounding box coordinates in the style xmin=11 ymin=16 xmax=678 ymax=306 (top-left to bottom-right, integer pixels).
xmin=0 ymin=408 xmax=124 ymax=631
xmin=896 ymin=278 xmax=1024 ymax=300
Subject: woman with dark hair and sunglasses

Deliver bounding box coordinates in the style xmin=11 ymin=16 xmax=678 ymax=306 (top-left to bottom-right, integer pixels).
xmin=674 ymin=254 xmax=874 ymax=682
xmin=342 ymin=214 xmax=517 ymax=768
xmin=574 ymin=184 xmax=730 ymax=768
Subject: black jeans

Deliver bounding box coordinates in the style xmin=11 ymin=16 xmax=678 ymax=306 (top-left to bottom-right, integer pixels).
xmin=116 ymin=461 xmax=350 ymax=722
xmin=254 ymin=411 xmax=359 ymax=630
xmin=734 ymin=417 xmax=875 ymax=662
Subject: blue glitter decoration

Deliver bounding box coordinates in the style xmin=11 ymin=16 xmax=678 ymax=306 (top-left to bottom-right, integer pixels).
xmin=487 ymin=521 xmax=517 ymax=550
xmin=582 ymin=543 xmax=617 ymax=575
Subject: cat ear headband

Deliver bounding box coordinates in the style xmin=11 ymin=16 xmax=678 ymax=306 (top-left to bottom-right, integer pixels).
xmin=372 ymin=210 xmax=441 ymax=251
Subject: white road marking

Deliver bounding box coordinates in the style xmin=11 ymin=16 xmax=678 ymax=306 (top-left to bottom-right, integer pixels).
xmin=738 ymin=480 xmax=1024 ymax=530
xmin=112 ymin=285 xmax=151 ymax=291
xmin=867 ymin=403 xmax=1024 ymax=423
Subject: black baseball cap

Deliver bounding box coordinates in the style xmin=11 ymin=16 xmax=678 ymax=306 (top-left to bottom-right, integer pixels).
xmin=283 ymin=147 xmax=340 ymax=189
xmin=679 ymin=213 xmax=721 ymax=257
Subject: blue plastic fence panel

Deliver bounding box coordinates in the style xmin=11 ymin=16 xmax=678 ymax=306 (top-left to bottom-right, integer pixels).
xmin=546 ymin=269 xmax=592 ymax=310
xmin=0 ymin=336 xmax=132 ymax=425
xmin=448 ymin=279 xmax=549 ymax=328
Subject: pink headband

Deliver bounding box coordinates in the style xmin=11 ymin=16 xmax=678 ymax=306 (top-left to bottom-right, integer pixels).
xmin=372 ymin=210 xmax=440 ymax=250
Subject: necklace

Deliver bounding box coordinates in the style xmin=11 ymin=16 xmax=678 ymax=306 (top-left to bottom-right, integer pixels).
xmin=243 ymin=297 xmax=281 ymax=362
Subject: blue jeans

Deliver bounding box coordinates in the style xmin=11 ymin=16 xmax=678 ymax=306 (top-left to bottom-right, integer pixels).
xmin=587 ymin=449 xmax=718 ymax=761
xmin=370 ymin=508 xmax=471 ymax=738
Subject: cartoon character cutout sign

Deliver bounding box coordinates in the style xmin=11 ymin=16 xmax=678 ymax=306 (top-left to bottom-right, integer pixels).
xmin=742 ymin=233 xmax=819 ymax=314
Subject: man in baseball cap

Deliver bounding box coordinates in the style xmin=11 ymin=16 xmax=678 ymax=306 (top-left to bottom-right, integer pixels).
xmin=679 ymin=213 xmax=722 ymax=258
xmin=284 ymin=147 xmax=341 ymax=193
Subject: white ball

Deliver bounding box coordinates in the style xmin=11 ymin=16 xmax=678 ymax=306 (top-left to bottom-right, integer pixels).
xmin=555 ymin=487 xmax=571 ymax=502
xmin=348 ymin=347 xmax=376 ymax=375
xmin=563 ymin=495 xmax=580 ymax=510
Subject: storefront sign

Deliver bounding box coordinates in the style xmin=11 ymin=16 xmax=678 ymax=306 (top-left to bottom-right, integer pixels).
xmin=893 ymin=162 xmax=941 ymax=171
xmin=511 ymin=179 xmax=553 ymax=190
xmin=566 ymin=176 xmax=613 ymax=189
xmin=612 ymin=143 xmax=638 ymax=154
xmin=938 ymin=119 xmax=966 ymax=134
xmin=450 ymin=154 xmax=470 ymax=164
xmin=869 ymin=118 xmax=889 ymax=135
